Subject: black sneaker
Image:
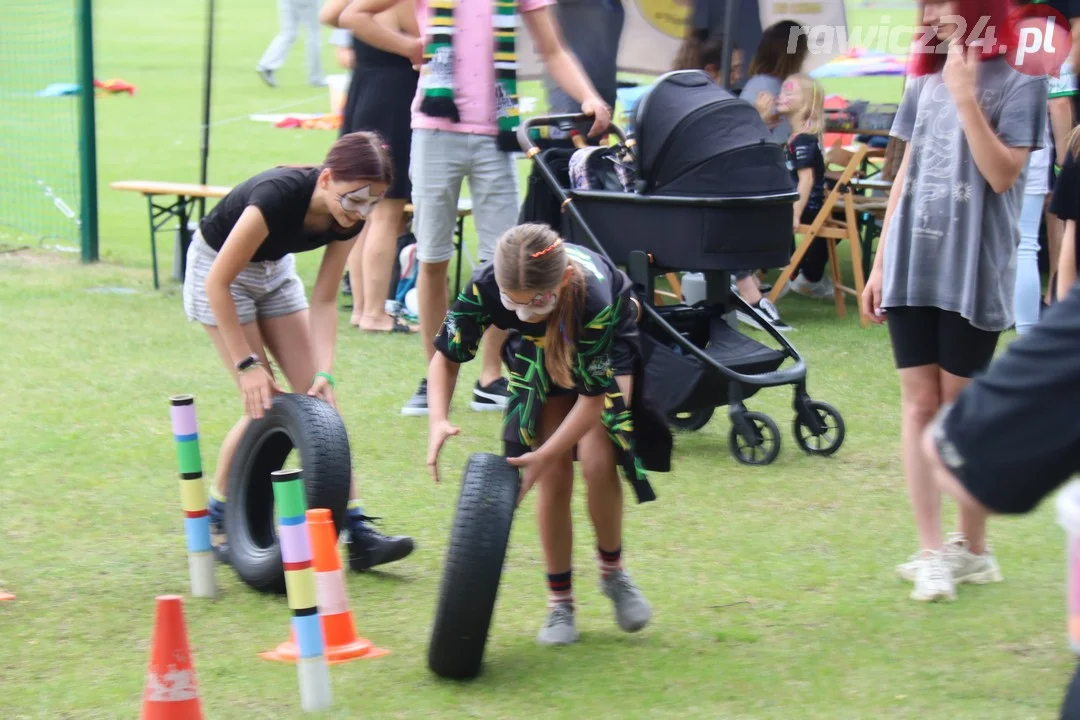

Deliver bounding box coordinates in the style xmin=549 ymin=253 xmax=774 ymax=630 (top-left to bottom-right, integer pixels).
xmin=471 ymin=377 xmax=510 ymax=412
xmin=401 ymin=378 xmax=428 ymax=416
xmin=346 ymin=515 xmax=415 ymax=572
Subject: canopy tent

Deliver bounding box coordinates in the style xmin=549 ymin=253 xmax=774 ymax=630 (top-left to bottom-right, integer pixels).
xmin=515 ymin=0 xmax=853 ymax=81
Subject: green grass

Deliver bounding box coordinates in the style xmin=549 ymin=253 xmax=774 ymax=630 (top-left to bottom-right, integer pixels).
xmin=1 ymin=1 xmax=1076 ymax=718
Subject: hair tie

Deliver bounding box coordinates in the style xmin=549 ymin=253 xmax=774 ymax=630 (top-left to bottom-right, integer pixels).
xmin=530 ymin=237 xmax=563 ymax=258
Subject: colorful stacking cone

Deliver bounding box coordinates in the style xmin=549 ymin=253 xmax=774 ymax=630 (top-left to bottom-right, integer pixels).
xmin=266 ymin=470 xmax=332 ymax=712
xmin=142 ymin=595 xmax=203 ymax=720
xmin=261 ymin=508 xmax=389 ymax=664
xmin=168 ymin=395 xmax=216 ymax=599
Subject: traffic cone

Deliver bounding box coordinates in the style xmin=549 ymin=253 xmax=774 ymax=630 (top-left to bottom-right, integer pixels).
xmin=260 ymin=509 xmax=389 ymax=664
xmin=142 ymin=595 xmax=204 ymax=720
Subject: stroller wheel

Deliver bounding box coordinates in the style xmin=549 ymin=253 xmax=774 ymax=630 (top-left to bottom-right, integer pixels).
xmin=667 ymin=407 xmax=715 ymax=432
xmin=793 ymin=401 xmax=846 ymax=457
xmin=728 ymin=411 xmax=781 ymax=466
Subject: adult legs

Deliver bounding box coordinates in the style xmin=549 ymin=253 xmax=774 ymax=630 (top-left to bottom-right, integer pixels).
xmin=295 ymin=0 xmax=324 ymax=86
xmin=346 ymin=223 xmax=368 ymax=326
xmin=358 ymin=199 xmax=413 ymax=332
xmin=1016 ymin=192 xmax=1045 ymax=334
xmin=466 ymin=134 xmax=521 ymax=394
xmin=403 ymin=129 xmax=467 ymax=415
xmin=257 ymin=0 xmax=299 ymax=80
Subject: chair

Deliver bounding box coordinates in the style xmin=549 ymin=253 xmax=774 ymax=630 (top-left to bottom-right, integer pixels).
xmin=766 ymin=142 xmax=872 ymax=326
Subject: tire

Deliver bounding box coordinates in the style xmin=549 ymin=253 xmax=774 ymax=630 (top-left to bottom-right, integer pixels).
xmin=226 ymin=393 xmax=352 ymax=595
xmin=728 ymin=411 xmax=781 ymax=466
xmin=667 ymin=407 xmax=715 ymax=432
xmin=428 ymin=453 xmax=521 ymax=680
xmin=793 ymin=400 xmax=846 ymax=457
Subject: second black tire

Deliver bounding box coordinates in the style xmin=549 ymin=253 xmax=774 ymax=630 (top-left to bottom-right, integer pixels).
xmin=428 ymin=453 xmax=521 ymax=680
xmin=225 ymin=393 xmax=353 ymax=595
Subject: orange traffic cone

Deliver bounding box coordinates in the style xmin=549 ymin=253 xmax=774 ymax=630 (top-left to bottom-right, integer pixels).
xmin=260 ymin=509 xmax=388 ymax=664
xmin=142 ymin=595 xmax=204 ymax=720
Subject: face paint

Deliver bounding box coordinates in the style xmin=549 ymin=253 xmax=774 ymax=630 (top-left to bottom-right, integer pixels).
xmin=338 ymin=184 xmax=381 ymax=218
xmin=500 ymin=290 xmax=558 ymax=321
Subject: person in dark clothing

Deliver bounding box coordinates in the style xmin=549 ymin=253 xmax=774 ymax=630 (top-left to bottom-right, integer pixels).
xmin=323 ymin=0 xmax=420 ymax=333
xmin=922 ymin=279 xmax=1080 ymax=719
xmin=425 ymin=223 xmax=672 ymax=647
xmin=1051 ymin=128 xmax=1080 ymax=297
xmin=182 ymin=131 xmax=416 ymax=574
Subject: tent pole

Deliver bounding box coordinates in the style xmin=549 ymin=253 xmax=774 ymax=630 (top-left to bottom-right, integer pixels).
xmin=198 ymin=0 xmax=216 ymax=220
xmin=719 ymin=0 xmax=739 ymax=90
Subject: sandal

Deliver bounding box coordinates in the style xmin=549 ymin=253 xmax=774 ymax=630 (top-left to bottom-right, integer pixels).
xmin=360 ymin=317 xmax=416 ymax=334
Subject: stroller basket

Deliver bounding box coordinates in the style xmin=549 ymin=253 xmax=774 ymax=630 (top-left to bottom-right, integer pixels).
xmin=563 ymin=190 xmax=794 ymax=272
xmin=643 ymin=311 xmax=786 ymax=413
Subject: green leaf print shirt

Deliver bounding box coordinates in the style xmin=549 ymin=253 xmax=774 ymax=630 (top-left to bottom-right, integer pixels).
xmin=433 ymin=243 xmax=658 ymax=503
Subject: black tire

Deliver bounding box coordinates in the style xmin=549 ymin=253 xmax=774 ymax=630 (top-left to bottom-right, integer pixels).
xmin=667 ymin=407 xmax=715 ymax=432
xmin=728 ymin=411 xmax=781 ymax=466
xmin=793 ymin=400 xmax=846 ymax=457
xmin=226 ymin=393 xmax=352 ymax=594
xmin=428 ymin=453 xmax=521 ymax=680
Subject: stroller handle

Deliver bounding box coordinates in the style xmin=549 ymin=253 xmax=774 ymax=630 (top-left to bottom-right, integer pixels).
xmin=516 ymin=114 xmax=629 ymax=155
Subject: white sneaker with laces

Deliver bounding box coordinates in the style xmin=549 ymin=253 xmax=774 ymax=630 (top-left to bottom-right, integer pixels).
xmin=911 ymin=550 xmax=956 ymax=602
xmin=943 ymin=533 xmax=1004 ymax=584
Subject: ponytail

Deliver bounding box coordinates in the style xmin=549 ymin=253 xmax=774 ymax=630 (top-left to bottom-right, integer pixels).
xmin=543 ymin=263 xmax=584 ymax=389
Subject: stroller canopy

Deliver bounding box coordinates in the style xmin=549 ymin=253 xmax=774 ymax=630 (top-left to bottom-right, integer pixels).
xmin=633 ymin=70 xmax=795 ymax=198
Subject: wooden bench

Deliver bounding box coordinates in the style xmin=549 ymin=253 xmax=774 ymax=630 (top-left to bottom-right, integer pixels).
xmin=110 ymin=180 xmax=474 ymax=295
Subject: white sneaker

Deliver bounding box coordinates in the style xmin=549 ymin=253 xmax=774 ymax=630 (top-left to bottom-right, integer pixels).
xmin=897 ymin=532 xmax=1004 ymax=585
xmin=789 ymin=274 xmax=835 ymax=299
xmin=910 ymin=550 xmax=956 ymax=602
xmin=943 ymin=533 xmax=1004 ymax=585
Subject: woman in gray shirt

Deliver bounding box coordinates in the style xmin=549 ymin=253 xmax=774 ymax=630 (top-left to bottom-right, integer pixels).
xmin=861 ymin=0 xmax=1047 ymax=605
xmin=739 ymin=19 xmax=808 ymax=143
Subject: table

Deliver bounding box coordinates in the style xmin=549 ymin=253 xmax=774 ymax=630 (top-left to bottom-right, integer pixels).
xmin=111 ymin=180 xmax=474 ymax=296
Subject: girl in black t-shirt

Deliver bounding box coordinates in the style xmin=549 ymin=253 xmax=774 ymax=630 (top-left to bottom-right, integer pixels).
xmin=182 ymin=130 xmax=414 ymax=573
xmin=776 ymin=73 xmax=832 ymax=299
xmin=425 ymin=223 xmax=672 ymax=646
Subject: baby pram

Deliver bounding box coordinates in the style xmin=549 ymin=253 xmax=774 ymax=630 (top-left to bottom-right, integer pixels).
xmin=516 ymin=70 xmax=845 ymax=465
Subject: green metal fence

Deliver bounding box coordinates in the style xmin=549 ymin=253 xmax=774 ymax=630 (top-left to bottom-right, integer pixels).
xmin=0 ymin=0 xmax=98 ymax=261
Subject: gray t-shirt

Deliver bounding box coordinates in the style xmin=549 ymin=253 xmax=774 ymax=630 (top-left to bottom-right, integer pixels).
xmin=740 ymin=74 xmax=790 ymax=143
xmin=883 ymin=58 xmax=1048 ymax=332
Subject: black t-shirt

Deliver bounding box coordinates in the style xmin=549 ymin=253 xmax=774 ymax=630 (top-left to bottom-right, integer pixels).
xmin=434 ymin=243 xmax=634 ymax=395
xmin=786 ymin=133 xmax=826 ymax=219
xmin=198 ymin=166 xmax=363 ymax=262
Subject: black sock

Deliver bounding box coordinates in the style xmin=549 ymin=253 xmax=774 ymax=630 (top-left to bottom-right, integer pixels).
xmin=547 ymin=570 xmax=573 ymax=608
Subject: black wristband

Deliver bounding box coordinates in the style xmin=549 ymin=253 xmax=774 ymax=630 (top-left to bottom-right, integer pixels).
xmin=236 ymin=354 xmax=259 ymax=372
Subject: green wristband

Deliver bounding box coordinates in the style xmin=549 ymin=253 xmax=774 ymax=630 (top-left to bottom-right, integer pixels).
xmin=314 ymin=371 xmax=335 ymax=388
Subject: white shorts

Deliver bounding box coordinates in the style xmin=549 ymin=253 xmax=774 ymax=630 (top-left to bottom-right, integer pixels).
xmin=182 ymin=230 xmax=309 ymax=326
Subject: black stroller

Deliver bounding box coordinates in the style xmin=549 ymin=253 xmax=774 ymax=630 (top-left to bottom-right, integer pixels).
xmin=516 ymin=70 xmax=845 ymax=465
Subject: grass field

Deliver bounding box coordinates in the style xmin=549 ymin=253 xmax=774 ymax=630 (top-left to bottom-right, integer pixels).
xmin=2 ymin=1 xmax=1077 ymax=718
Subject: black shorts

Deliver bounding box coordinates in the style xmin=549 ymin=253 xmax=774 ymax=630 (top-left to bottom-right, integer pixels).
xmin=929 ymin=285 xmax=1080 ymax=515
xmin=886 ymin=306 xmax=1001 ymax=378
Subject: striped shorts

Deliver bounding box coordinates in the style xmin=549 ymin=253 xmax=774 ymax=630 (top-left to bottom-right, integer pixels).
xmin=182 ymin=230 xmax=309 ymax=326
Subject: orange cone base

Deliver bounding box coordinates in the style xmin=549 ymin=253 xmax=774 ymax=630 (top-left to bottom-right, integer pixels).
xmin=259 ymin=633 xmax=390 ymax=665
xmin=0 ymin=592 xmax=15 ymax=602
